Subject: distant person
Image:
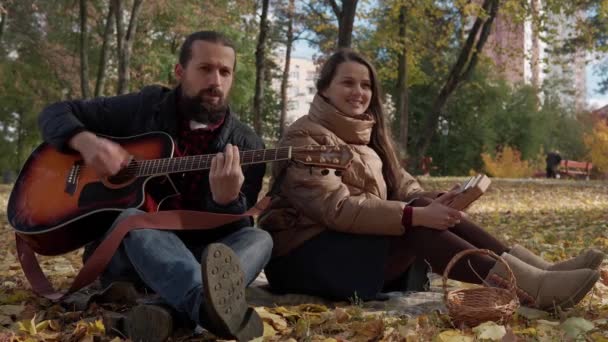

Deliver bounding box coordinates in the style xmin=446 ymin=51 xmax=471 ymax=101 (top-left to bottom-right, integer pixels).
xmin=546 ymin=150 xmax=562 ymax=178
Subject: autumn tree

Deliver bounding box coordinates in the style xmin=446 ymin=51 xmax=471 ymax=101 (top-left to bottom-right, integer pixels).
xmin=253 ymin=0 xmax=270 ymax=135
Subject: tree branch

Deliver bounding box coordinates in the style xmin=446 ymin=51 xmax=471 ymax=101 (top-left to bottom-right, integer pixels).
xmin=461 ymin=0 xmax=498 ymax=80
xmin=0 ymin=11 xmax=6 ymax=45
xmin=94 ymin=0 xmax=114 ymax=97
xmin=304 ymin=1 xmax=332 ymax=23
xmin=414 ymin=0 xmax=499 ymax=160
xmin=79 ymin=0 xmax=90 ymax=98
xmin=327 ymin=0 xmax=341 ymax=17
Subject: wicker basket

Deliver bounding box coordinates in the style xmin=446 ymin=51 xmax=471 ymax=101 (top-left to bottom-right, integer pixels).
xmin=443 ymin=249 xmax=520 ymax=327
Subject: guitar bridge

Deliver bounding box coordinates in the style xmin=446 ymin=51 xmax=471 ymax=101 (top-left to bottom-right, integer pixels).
xmin=65 ymin=161 xmax=83 ymax=195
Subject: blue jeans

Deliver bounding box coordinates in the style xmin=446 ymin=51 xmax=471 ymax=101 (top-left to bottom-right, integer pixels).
xmin=92 ymin=208 xmax=273 ymax=326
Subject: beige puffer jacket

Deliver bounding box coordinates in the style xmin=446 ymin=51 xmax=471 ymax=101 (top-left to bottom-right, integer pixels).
xmin=259 ymin=94 xmax=432 ymax=257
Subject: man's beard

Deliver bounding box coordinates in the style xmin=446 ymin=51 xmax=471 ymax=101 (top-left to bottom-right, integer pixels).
xmin=179 ymin=87 xmax=228 ymax=124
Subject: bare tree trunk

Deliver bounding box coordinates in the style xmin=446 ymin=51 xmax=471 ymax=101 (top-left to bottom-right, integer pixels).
xmin=168 ymin=34 xmax=180 ymax=85
xmin=530 ymin=0 xmax=541 ymax=107
xmin=114 ymin=0 xmax=144 ymax=95
xmin=79 ymin=0 xmax=90 ymax=99
xmin=253 ymin=0 xmax=270 ymax=135
xmin=15 ymin=111 xmax=23 ymax=168
xmin=0 ymin=11 xmax=6 ymax=45
xmin=414 ymin=0 xmax=499 ymax=161
xmin=396 ymin=5 xmax=408 ymax=155
xmin=279 ymin=0 xmax=295 ymax=138
xmin=328 ymin=0 xmax=358 ymax=48
xmin=94 ymin=1 xmax=115 ymax=97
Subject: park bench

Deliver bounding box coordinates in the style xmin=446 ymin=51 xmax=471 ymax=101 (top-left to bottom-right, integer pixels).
xmin=559 ymin=160 xmax=593 ymax=180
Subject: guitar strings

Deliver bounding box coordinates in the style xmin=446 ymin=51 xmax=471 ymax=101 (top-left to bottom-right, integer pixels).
xmin=75 ymin=145 xmax=343 ymax=177
xmin=76 ymin=147 xmax=295 ymax=175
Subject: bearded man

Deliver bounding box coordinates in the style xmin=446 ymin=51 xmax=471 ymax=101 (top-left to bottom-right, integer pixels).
xmin=38 ymin=31 xmax=269 ymax=342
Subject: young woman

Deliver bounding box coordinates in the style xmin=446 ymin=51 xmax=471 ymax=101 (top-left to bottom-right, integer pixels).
xmin=259 ymin=49 xmax=603 ymax=310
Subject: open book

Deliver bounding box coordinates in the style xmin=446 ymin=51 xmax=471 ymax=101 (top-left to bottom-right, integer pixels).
xmin=447 ymin=174 xmax=491 ymax=211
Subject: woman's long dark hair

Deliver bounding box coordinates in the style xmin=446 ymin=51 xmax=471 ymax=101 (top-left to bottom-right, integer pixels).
xmin=316 ymin=49 xmax=402 ymax=197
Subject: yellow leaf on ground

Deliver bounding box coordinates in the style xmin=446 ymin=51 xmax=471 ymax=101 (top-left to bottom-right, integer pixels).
xmin=296 ymin=304 xmax=328 ymax=313
xmin=17 ymin=316 xmax=51 ymax=336
xmin=472 ymin=322 xmax=506 ymax=341
xmin=79 ymin=319 xmax=105 ymax=335
xmin=256 ymin=307 xmax=289 ymax=331
xmin=263 ymin=321 xmax=277 ymax=337
xmin=272 ymin=306 xmax=301 ymax=319
xmin=591 ymin=332 xmax=608 ymax=342
xmin=513 ymin=327 xmax=537 ymax=336
xmin=0 ymin=290 xmax=31 ymax=304
xmin=434 ymin=330 xmax=474 ymax=342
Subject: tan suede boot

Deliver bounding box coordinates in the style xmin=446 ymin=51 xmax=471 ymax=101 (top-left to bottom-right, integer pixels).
xmin=486 ymin=253 xmax=599 ymax=310
xmin=510 ymin=244 xmax=605 ymax=271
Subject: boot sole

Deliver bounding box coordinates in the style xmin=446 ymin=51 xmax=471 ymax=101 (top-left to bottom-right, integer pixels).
xmin=201 ymin=243 xmax=263 ymax=341
xmin=557 ymin=271 xmax=600 ymax=309
xmin=126 ymin=305 xmax=173 ymax=342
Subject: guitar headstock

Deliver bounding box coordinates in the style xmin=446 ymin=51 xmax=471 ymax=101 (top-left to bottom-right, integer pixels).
xmin=291 ymin=145 xmax=353 ymax=170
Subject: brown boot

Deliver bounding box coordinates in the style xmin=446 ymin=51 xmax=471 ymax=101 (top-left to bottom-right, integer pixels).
xmin=510 ymin=244 xmax=605 ymax=271
xmin=200 ymin=243 xmax=263 ymax=342
xmin=486 ymin=253 xmax=599 ymax=310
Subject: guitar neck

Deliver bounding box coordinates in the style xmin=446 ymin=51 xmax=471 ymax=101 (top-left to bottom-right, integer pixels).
xmin=134 ymin=146 xmax=292 ymax=177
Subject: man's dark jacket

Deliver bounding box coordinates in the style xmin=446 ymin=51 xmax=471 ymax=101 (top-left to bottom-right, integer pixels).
xmin=38 ymin=85 xmax=266 ymax=240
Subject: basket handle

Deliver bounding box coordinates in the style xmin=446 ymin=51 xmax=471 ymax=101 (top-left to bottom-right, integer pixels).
xmin=442 ymin=249 xmax=517 ymax=302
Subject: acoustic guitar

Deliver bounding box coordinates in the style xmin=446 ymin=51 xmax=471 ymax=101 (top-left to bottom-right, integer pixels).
xmin=7 ymin=131 xmax=353 ymax=256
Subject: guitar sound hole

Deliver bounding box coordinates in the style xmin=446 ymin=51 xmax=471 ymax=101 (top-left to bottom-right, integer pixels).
xmin=106 ymin=169 xmax=137 ymax=185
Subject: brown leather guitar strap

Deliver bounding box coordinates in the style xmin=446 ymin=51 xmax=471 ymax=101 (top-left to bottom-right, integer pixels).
xmin=16 ymin=197 xmax=270 ymax=301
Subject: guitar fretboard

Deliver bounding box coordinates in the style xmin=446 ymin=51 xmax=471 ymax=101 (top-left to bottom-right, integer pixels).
xmin=133 ymin=147 xmax=292 ymax=177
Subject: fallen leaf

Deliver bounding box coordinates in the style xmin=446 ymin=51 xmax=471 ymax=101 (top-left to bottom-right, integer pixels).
xmin=536 ymin=319 xmax=560 ymax=326
xmin=17 ymin=315 xmax=51 ymax=336
xmin=256 ymin=307 xmax=288 ymax=332
xmin=590 ymin=332 xmax=608 ymax=342
xmin=263 ymin=321 xmax=277 ymax=337
xmin=472 ymin=321 xmax=506 ymax=340
xmin=0 ymin=304 xmax=24 ymax=316
xmin=0 ymin=314 xmax=11 ymax=326
xmin=334 ymin=308 xmax=350 ymax=323
xmin=561 ymin=317 xmax=594 ymax=339
xmin=434 ymin=329 xmax=474 ymax=342
xmin=294 ymin=318 xmax=310 ymax=338
xmin=513 ymin=327 xmax=536 ymax=336
xmin=272 ymin=306 xmax=301 ymax=319
xmin=600 ymin=268 xmax=608 ymax=286
xmin=296 ymin=304 xmax=329 ymax=313
xmin=358 ymin=319 xmax=384 ymax=339
xmin=0 ymin=290 xmax=30 ymax=304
